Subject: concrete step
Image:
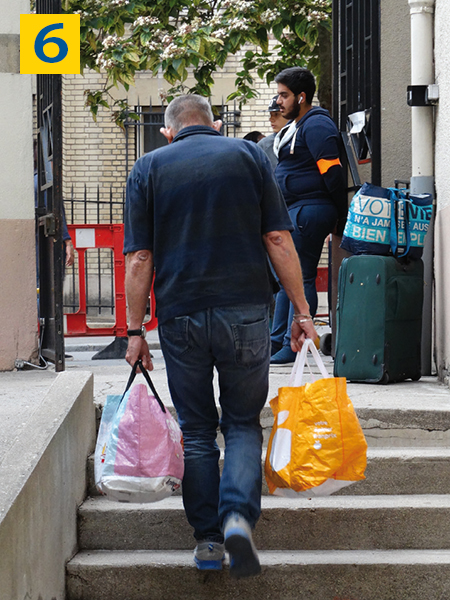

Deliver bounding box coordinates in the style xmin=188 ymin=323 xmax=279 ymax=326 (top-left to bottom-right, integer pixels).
xmin=86 ymin=447 xmax=450 ymax=498
xmin=78 ymin=494 xmax=450 ymax=552
xmin=95 ymin=395 xmax=450 ymax=450
xmin=66 ymin=548 xmax=450 ymax=600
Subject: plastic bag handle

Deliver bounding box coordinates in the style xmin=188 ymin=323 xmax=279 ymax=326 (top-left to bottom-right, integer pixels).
xmin=288 ymin=338 xmax=330 ymax=387
xmin=123 ymin=359 xmax=166 ymax=413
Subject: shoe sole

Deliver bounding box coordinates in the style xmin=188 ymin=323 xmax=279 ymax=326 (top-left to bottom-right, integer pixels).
xmin=270 ymin=360 xmax=295 ymax=365
xmin=194 ymin=557 xmax=223 ymax=571
xmin=225 ymin=533 xmax=261 ymax=579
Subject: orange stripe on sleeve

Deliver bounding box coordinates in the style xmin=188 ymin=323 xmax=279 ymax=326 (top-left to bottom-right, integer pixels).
xmin=317 ymin=157 xmax=341 ymax=175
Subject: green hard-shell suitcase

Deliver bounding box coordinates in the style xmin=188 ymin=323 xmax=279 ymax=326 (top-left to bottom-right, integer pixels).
xmin=334 ymin=255 xmax=423 ymax=383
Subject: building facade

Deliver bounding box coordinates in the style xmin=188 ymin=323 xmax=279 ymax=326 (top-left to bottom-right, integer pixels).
xmin=0 ymin=0 xmax=38 ymax=370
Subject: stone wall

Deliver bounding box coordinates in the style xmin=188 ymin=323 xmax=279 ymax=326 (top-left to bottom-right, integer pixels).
xmin=62 ymin=71 xmax=131 ymax=223
xmin=0 ymin=372 xmax=95 ymax=599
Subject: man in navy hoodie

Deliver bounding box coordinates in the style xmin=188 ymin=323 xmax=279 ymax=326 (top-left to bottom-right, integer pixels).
xmin=270 ymin=67 xmax=348 ymax=364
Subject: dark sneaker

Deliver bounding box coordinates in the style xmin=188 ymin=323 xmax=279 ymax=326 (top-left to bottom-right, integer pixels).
xmin=270 ymin=341 xmax=282 ymax=356
xmin=194 ymin=541 xmax=225 ymax=571
xmin=270 ymin=346 xmax=296 ymax=365
xmin=224 ymin=513 xmax=261 ymax=579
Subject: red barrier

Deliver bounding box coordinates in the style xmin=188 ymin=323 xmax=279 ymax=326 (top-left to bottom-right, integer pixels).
xmin=65 ymin=224 xmax=328 ymax=335
xmin=315 ymin=267 xmax=329 ymax=319
xmin=65 ymin=224 xmax=157 ymax=337
xmin=316 ymin=267 xmax=328 ymax=293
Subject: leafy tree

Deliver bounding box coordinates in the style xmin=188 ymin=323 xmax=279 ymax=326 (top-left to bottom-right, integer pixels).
xmin=62 ymin=0 xmax=331 ymax=126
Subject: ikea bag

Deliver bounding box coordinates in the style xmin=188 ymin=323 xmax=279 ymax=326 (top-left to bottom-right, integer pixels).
xmin=95 ymin=360 xmax=184 ymax=503
xmin=340 ymin=182 xmax=432 ymax=259
xmin=265 ymin=339 xmax=367 ymax=497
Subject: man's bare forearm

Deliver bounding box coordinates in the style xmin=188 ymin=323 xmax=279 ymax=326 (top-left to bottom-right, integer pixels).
xmin=125 ymin=250 xmax=154 ymax=328
xmin=263 ymin=230 xmax=310 ymax=315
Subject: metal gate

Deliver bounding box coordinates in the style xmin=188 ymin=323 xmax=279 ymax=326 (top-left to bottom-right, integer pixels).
xmin=35 ymin=0 xmax=65 ymax=371
xmin=332 ymin=0 xmax=381 ymax=185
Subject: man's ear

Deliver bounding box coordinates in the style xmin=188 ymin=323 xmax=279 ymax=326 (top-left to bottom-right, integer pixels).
xmin=160 ymin=127 xmax=175 ymax=143
xmin=212 ymin=119 xmax=223 ymax=132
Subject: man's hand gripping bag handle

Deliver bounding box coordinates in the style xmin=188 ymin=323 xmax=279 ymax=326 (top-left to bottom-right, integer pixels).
xmin=122 ymin=359 xmax=166 ymax=413
xmin=289 ymin=338 xmax=330 ymax=387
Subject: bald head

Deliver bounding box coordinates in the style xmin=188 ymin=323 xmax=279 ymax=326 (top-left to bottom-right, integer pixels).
xmin=164 ymin=95 xmax=215 ymax=134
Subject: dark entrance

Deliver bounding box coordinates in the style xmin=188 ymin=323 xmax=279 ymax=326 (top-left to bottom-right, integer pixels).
xmin=332 ymin=0 xmax=381 ymax=185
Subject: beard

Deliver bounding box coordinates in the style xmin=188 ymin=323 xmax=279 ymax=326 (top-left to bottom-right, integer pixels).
xmin=283 ymin=102 xmax=301 ymax=121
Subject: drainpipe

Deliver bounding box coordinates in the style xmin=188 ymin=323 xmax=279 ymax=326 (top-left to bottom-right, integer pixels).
xmin=408 ymin=0 xmax=435 ymax=376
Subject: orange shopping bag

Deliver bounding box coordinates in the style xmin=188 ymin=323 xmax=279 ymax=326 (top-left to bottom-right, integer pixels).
xmin=265 ymin=339 xmax=367 ymax=497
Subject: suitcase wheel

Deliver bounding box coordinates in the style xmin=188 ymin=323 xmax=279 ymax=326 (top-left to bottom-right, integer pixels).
xmin=319 ymin=333 xmax=332 ymax=356
xmin=380 ymin=372 xmax=390 ymax=385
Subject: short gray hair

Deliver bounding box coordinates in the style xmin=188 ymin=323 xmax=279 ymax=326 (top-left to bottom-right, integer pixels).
xmin=164 ymin=95 xmax=214 ymax=133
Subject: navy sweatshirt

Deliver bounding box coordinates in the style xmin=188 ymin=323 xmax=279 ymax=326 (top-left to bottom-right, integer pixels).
xmin=275 ymin=107 xmax=347 ymax=232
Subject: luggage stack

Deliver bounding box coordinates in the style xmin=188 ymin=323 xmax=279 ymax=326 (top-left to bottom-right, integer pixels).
xmin=334 ymin=182 xmax=431 ymax=384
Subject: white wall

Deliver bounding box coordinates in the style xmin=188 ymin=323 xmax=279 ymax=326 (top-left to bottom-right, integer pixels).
xmin=0 ymin=75 xmax=34 ymax=219
xmin=2 ymin=0 xmax=21 ymax=31
xmin=0 ymin=0 xmax=38 ymax=369
xmin=380 ymin=0 xmax=412 ymax=187
xmin=434 ymin=0 xmax=450 ymax=383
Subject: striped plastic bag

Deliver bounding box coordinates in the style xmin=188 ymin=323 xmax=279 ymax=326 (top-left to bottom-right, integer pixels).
xmin=95 ymin=360 xmax=184 ymax=503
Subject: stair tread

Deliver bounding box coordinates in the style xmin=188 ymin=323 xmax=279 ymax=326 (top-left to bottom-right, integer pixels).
xmin=88 ymin=447 xmax=450 ymax=460
xmin=80 ymin=493 xmax=450 ymax=512
xmin=68 ymin=547 xmax=450 ymax=567
xmin=365 ymin=447 xmax=450 ymax=457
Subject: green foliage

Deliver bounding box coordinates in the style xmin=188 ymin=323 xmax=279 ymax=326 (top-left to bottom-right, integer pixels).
xmin=63 ymin=0 xmax=331 ymax=120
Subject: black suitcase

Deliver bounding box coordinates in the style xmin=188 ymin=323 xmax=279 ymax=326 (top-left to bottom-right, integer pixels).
xmin=334 ymin=255 xmax=423 ymax=383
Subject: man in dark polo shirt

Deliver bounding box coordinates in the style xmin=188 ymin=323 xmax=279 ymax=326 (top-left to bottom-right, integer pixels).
xmin=123 ymin=94 xmax=317 ymax=579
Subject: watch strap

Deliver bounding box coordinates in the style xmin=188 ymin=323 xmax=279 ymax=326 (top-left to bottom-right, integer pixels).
xmin=127 ymin=325 xmax=146 ymax=338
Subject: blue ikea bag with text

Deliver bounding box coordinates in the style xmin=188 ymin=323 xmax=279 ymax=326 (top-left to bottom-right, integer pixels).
xmin=340 ymin=182 xmax=432 ymax=259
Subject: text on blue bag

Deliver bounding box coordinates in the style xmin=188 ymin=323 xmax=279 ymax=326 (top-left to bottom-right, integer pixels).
xmin=341 ymin=182 xmax=432 ymax=257
xmin=345 ymin=192 xmax=431 ymax=247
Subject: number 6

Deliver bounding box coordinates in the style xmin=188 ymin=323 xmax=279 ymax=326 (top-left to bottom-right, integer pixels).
xmin=34 ymin=23 xmax=68 ymax=63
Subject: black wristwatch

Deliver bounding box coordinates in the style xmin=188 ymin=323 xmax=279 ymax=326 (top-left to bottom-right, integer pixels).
xmin=127 ymin=325 xmax=146 ymax=338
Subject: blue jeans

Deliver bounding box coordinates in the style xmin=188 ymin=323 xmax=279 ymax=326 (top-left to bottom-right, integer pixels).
xmin=271 ymin=201 xmax=338 ymax=349
xmin=158 ymin=304 xmax=270 ymax=542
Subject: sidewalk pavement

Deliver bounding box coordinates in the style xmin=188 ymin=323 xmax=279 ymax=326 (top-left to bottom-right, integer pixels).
xmin=1 ymin=326 xmax=450 ymax=467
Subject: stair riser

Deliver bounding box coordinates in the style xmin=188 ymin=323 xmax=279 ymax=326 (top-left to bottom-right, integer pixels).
xmin=66 ymin=561 xmax=450 ymax=600
xmin=362 ymin=428 xmax=450 ymax=448
xmin=97 ymin=405 xmax=450 ymax=450
xmin=78 ymin=506 xmax=450 ymax=551
xmin=87 ymin=455 xmax=450 ymax=498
